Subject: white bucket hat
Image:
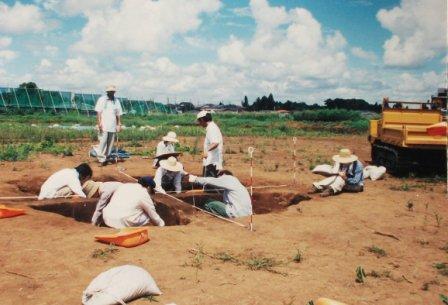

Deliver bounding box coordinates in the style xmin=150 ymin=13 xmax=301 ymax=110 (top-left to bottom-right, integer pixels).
xmin=82 ymin=180 xmax=103 ymax=198
xmin=332 ymin=148 xmax=358 ymax=164
xmin=196 ymin=110 xmax=208 ymax=120
xmin=159 ymin=156 xmax=183 ymax=172
xmin=162 ymin=131 xmax=178 ymax=143
xmin=106 ymin=85 xmax=117 ymax=92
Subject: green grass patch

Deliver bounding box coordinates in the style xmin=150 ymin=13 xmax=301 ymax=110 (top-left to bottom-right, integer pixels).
xmin=0 ymin=139 xmax=73 ymax=161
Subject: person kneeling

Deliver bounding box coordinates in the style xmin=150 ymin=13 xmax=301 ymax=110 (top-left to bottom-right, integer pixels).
xmin=188 ymin=170 xmax=252 ymax=218
xmin=102 ymin=176 xmax=165 ymax=229
xmin=38 ymin=163 xmax=92 ymax=200
xmin=154 ymin=156 xmax=184 ymax=194
xmin=311 ymin=149 xmax=364 ymax=197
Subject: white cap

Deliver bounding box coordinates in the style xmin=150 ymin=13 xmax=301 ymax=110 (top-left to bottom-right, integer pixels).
xmin=106 ymin=85 xmax=117 ymax=92
xmin=196 ymin=110 xmax=208 ymax=119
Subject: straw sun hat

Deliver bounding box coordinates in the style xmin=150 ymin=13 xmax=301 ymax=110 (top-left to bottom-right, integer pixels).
xmin=162 ymin=131 xmax=178 ymax=143
xmin=159 ymin=156 xmax=183 ymax=172
xmin=332 ymin=148 xmax=358 ymax=164
xmin=106 ymin=85 xmax=117 ymax=92
xmin=82 ymin=180 xmax=102 ymax=198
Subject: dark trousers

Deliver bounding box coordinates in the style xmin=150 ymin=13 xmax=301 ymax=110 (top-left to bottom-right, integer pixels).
xmin=203 ymin=164 xmax=219 ymax=178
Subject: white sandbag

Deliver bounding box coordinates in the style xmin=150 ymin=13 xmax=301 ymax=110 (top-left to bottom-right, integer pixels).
xmin=82 ymin=265 xmax=162 ymax=305
xmin=363 ymin=166 xmax=372 ymax=179
xmin=369 ymin=166 xmax=386 ymax=181
xmin=312 ymin=164 xmax=335 ymax=176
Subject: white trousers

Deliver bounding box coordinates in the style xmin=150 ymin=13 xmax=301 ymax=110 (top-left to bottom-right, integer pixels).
xmin=313 ymin=176 xmax=346 ymax=194
xmin=97 ymin=132 xmax=115 ymax=163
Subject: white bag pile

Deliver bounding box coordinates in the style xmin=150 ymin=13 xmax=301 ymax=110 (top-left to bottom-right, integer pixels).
xmin=82 ymin=265 xmax=162 ymax=305
xmin=363 ymin=165 xmax=387 ymax=181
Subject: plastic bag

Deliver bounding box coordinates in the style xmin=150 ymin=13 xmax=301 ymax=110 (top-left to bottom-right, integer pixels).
xmin=312 ymin=164 xmax=336 ymax=176
xmin=82 ymin=265 xmax=162 ymax=305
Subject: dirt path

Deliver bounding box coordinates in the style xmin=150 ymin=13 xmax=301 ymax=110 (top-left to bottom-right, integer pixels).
xmin=0 ymin=135 xmax=446 ymax=305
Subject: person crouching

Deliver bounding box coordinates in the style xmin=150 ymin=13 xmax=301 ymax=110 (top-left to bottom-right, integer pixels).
xmin=188 ymin=170 xmax=252 ymax=218
xmin=38 ymin=163 xmax=92 ymax=200
xmin=310 ymin=149 xmax=364 ymax=197
xmin=102 ymin=176 xmax=165 ymax=229
xmin=154 ymin=156 xmax=184 ymax=194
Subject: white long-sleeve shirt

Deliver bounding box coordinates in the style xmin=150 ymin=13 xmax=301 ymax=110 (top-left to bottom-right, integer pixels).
xmin=38 ymin=168 xmax=86 ymax=200
xmin=203 ymin=121 xmax=223 ymax=169
xmin=195 ymin=175 xmax=252 ymax=218
xmin=154 ymin=167 xmax=182 ymax=194
xmin=91 ymin=182 xmax=122 ymax=225
xmin=102 ymin=183 xmax=165 ymax=228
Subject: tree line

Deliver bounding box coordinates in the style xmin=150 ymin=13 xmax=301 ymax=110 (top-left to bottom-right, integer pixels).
xmin=241 ymin=94 xmax=381 ymax=112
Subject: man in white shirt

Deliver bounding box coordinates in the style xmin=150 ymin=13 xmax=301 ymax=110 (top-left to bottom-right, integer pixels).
xmin=154 ymin=156 xmax=183 ymax=194
xmin=188 ymin=170 xmax=252 ymax=218
xmin=38 ymin=163 xmax=92 ymax=200
xmin=95 ymin=85 xmax=123 ymax=166
xmin=196 ymin=110 xmax=223 ymax=177
xmin=153 ymin=131 xmax=178 ymax=168
xmin=102 ymin=176 xmax=165 ymax=229
xmin=82 ymin=180 xmax=123 ymax=226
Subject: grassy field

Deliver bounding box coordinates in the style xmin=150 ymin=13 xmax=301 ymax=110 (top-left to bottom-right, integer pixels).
xmin=0 ymin=110 xmax=375 ymax=161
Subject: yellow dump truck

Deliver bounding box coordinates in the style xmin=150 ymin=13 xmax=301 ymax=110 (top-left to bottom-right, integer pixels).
xmin=368 ymin=96 xmax=447 ymax=174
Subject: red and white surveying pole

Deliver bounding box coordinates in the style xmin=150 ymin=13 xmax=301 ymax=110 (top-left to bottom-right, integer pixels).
xmin=248 ymin=146 xmax=255 ymax=231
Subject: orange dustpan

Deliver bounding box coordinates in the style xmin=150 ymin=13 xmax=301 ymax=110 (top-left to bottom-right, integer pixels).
xmin=316 ymin=298 xmax=348 ymax=305
xmin=427 ymin=122 xmax=447 ymax=136
xmin=94 ymin=227 xmax=149 ymax=248
xmin=0 ymin=205 xmax=26 ymax=219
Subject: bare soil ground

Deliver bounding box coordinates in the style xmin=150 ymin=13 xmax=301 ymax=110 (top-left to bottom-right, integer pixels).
xmin=0 ymin=135 xmax=446 ymax=305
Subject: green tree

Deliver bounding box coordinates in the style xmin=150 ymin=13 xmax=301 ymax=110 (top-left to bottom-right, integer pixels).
xmin=19 ymin=82 xmax=38 ymax=89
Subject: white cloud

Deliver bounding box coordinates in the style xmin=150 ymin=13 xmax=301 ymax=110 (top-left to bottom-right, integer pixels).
xmin=0 ymin=36 xmax=12 ymax=48
xmin=40 ymin=0 xmax=117 ymax=16
xmin=72 ymin=0 xmax=221 ymax=54
xmin=351 ymin=47 xmax=377 ymax=61
xmin=218 ymin=0 xmax=348 ymax=82
xmin=44 ymin=45 xmax=59 ymax=56
xmin=39 ymin=58 xmax=52 ymax=68
xmin=0 ymin=50 xmax=17 ymax=63
xmin=232 ymin=6 xmax=251 ymax=17
xmin=377 ymin=0 xmax=447 ymax=67
xmin=0 ymin=2 xmax=47 ymax=34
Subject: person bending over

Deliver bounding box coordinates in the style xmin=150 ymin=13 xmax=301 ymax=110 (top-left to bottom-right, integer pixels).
xmin=82 ymin=180 xmax=122 ymax=226
xmin=310 ymin=148 xmax=364 ymax=197
xmin=154 ymin=156 xmax=184 ymax=194
xmin=102 ymin=176 xmax=165 ymax=228
xmin=188 ymin=170 xmax=252 ymax=218
xmin=38 ymin=163 xmax=92 ymax=200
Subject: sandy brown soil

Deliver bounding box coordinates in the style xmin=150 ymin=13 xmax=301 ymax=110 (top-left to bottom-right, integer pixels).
xmin=0 ymin=135 xmax=447 ymax=305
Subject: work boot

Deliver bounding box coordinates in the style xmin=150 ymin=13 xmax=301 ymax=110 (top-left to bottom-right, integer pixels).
xmin=319 ymin=188 xmax=334 ymax=197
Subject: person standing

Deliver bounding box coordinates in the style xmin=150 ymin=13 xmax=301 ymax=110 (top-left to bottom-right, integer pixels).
xmin=196 ymin=110 xmax=223 ymax=177
xmin=95 ymin=85 xmax=123 ymax=166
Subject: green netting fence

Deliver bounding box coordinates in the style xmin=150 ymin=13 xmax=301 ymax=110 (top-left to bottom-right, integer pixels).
xmin=0 ymin=87 xmax=176 ymax=115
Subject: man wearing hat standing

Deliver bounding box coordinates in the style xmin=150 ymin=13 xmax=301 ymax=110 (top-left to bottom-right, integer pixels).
xmin=154 ymin=156 xmax=184 ymax=194
xmin=102 ymin=176 xmax=165 ymax=228
xmin=153 ymin=131 xmax=179 ymax=168
xmin=95 ymin=85 xmax=123 ymax=166
xmin=310 ymin=148 xmax=364 ymax=197
xmin=196 ymin=110 xmax=223 ymax=177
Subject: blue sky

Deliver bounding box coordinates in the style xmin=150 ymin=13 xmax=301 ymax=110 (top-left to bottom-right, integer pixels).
xmin=0 ymin=0 xmax=445 ymax=104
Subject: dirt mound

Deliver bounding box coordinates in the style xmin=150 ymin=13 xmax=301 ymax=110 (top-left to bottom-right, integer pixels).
xmin=8 ymin=176 xmax=46 ymax=195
